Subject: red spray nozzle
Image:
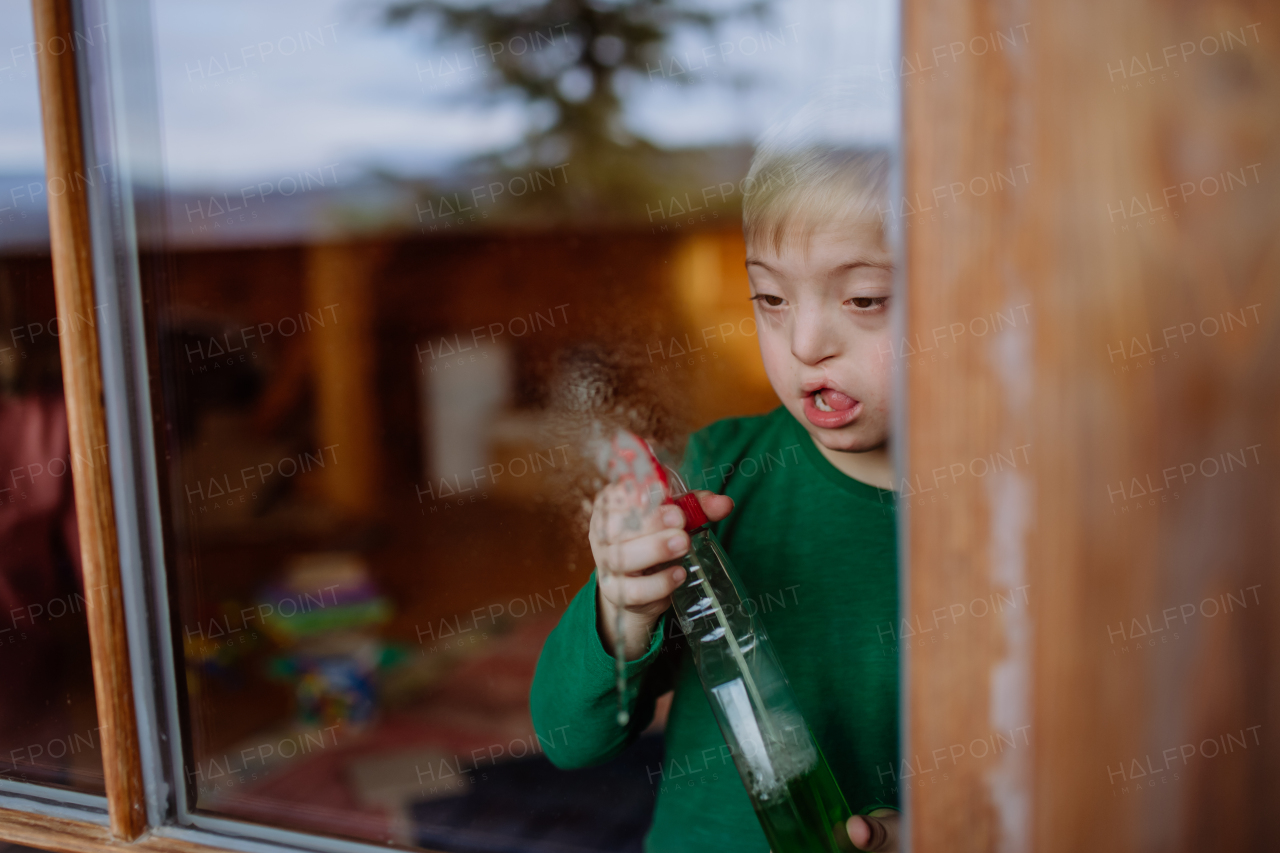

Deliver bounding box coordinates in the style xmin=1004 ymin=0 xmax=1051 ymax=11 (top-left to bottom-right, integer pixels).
xmin=594 ymin=427 xmax=709 ymax=533
xmin=641 ymin=441 xmax=709 ymax=533
xmin=671 ymin=492 xmax=709 ymax=532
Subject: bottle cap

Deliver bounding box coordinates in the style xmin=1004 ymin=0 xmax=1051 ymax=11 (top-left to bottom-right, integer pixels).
xmin=642 ymin=441 xmax=709 ymax=533
xmin=673 ymin=492 xmax=709 ymax=532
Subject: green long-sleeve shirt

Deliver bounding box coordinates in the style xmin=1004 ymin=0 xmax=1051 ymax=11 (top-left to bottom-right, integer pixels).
xmin=530 ymin=406 xmax=899 ymax=852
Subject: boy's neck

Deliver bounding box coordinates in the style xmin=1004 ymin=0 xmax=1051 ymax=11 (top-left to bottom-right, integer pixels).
xmin=810 ymin=435 xmax=895 ymax=490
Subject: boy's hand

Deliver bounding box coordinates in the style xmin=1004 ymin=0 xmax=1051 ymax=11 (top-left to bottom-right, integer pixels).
xmin=846 ymin=810 xmax=899 ymax=852
xmin=591 ymin=487 xmax=733 ymax=660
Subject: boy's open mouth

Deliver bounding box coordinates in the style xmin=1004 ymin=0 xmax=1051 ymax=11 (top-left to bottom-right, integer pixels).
xmin=803 ymin=388 xmax=860 ymax=429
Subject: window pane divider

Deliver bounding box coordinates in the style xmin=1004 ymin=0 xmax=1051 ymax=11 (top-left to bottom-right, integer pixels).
xmin=27 ymin=0 xmax=148 ymax=840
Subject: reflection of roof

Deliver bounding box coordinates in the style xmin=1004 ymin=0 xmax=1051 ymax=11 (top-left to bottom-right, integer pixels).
xmin=157 ymin=145 xmax=757 ymax=249
xmin=0 ymin=173 xmax=52 ymax=250
xmin=2 ymin=144 xmax=833 ymax=252
xmin=1 ymin=147 xmax=751 ymax=251
xmin=146 ymin=177 xmax=411 ymax=250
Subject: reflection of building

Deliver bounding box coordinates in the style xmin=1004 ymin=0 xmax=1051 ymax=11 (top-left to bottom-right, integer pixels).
xmin=163 ymin=224 xmax=778 ymax=841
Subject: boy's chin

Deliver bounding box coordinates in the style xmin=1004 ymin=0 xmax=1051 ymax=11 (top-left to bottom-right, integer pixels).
xmin=814 ymin=432 xmax=886 ymax=454
xmin=799 ymin=417 xmax=887 ymax=454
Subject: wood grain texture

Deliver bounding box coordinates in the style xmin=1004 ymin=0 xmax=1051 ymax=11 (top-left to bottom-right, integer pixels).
xmin=902 ymin=1 xmax=1279 ymax=851
xmin=0 ymin=809 xmax=116 ymax=853
xmin=30 ymin=0 xmax=148 ymax=840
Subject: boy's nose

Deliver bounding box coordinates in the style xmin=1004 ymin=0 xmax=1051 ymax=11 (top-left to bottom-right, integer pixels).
xmin=790 ymin=307 xmax=840 ymax=365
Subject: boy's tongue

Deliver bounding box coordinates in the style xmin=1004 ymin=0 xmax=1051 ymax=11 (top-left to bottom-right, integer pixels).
xmin=816 ymin=389 xmax=856 ymax=411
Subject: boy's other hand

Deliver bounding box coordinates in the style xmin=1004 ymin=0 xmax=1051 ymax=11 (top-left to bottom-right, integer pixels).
xmin=591 ymin=488 xmax=733 ymax=660
xmin=846 ymin=810 xmax=899 ymax=852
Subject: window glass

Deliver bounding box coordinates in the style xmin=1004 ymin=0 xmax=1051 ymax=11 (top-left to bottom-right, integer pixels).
xmin=132 ymin=0 xmax=894 ymax=846
xmin=0 ymin=0 xmax=106 ymax=794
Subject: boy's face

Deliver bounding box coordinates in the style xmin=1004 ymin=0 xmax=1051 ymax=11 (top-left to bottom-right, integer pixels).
xmin=746 ymin=220 xmax=893 ymax=455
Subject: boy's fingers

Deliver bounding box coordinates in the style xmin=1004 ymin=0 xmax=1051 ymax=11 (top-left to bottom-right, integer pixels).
xmin=846 ymin=810 xmax=899 ymax=852
xmin=591 ymin=493 xmax=672 ymax=552
xmin=601 ymin=528 xmax=689 ymax=575
xmin=613 ymin=564 xmax=687 ymax=608
xmin=618 ymin=504 xmax=681 ymax=539
xmin=691 ymin=490 xmax=734 ymax=522
xmin=598 ymin=506 xmax=684 ymax=551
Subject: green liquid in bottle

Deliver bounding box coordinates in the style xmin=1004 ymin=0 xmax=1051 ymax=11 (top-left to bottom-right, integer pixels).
xmin=635 ymin=447 xmax=858 ymax=851
xmin=672 ymin=526 xmax=855 ymax=852
xmin=754 ymin=742 xmax=855 ymax=853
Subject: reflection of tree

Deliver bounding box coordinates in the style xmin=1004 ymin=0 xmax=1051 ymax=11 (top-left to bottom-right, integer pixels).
xmin=385 ymin=0 xmax=763 ymax=224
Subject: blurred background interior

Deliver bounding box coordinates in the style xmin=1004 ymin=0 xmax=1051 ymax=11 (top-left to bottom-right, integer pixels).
xmin=1 ymin=0 xmax=893 ymax=849
xmin=1 ymin=5 xmax=105 ymax=790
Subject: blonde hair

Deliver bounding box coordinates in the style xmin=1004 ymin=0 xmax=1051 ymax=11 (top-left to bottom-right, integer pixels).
xmin=742 ymin=81 xmax=893 ymax=253
xmin=742 ymin=144 xmax=891 ymax=254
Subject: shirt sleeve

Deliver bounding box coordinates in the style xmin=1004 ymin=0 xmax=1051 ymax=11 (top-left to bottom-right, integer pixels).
xmin=530 ymin=571 xmax=677 ymax=769
xmin=530 ymin=427 xmax=720 ymax=769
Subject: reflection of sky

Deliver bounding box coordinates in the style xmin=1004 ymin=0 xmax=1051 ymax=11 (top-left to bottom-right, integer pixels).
xmin=0 ymin=0 xmax=895 ymax=186
xmin=152 ymin=0 xmax=895 ymax=187
xmin=628 ymin=2 xmax=895 ymax=148
xmin=0 ymin=1 xmax=46 ymax=172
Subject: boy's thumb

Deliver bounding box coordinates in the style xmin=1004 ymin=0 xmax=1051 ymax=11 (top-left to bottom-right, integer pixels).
xmin=846 ymin=812 xmax=896 ymax=851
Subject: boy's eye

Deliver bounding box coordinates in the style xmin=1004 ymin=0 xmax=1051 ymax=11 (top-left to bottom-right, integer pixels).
xmin=751 ymin=294 xmax=785 ymax=307
xmin=848 ymin=297 xmax=888 ymax=310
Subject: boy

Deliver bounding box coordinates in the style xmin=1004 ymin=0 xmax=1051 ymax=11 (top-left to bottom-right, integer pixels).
xmin=531 ymin=139 xmax=900 ymax=852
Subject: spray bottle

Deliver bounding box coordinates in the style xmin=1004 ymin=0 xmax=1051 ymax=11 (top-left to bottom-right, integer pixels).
xmin=596 ymin=428 xmax=855 ymax=852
